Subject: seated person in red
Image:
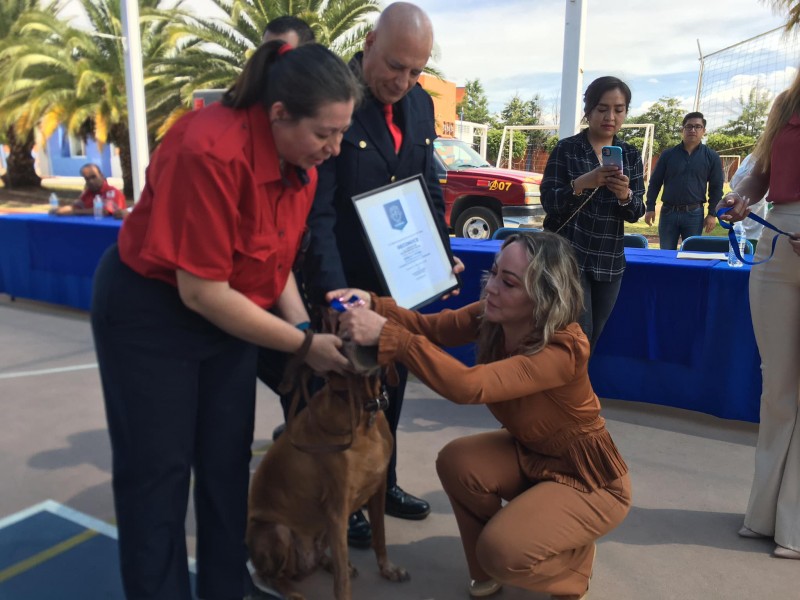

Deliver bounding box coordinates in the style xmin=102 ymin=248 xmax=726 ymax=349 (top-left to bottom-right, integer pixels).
xmin=50 ymin=163 xmax=127 ymax=217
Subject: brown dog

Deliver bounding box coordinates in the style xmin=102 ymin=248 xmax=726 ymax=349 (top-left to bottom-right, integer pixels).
xmin=247 ymin=345 xmax=410 ymax=599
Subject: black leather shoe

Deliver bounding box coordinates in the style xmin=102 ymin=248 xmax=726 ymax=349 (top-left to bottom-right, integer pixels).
xmin=385 ymin=485 xmax=430 ymax=520
xmin=347 ymin=510 xmax=372 ymax=549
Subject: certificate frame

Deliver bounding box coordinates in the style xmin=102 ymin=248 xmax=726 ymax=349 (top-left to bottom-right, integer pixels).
xmin=352 ymin=174 xmax=461 ymax=310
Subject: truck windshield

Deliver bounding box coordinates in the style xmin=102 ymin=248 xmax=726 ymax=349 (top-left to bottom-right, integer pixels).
xmin=433 ymin=139 xmax=491 ymax=170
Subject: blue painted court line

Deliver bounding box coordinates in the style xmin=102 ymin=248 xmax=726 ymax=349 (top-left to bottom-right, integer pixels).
xmin=0 ymin=500 xmax=196 ymax=599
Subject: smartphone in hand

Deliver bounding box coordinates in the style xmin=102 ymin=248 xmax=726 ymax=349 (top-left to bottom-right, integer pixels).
xmin=601 ymin=146 xmax=623 ymax=170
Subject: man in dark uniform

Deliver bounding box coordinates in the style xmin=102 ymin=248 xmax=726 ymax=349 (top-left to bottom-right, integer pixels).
xmin=261 ymin=15 xmax=315 ymax=46
xmin=303 ymin=2 xmax=453 ymax=548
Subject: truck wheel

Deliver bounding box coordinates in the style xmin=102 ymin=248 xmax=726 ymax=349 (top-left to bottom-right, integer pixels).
xmin=454 ymin=207 xmax=501 ymax=239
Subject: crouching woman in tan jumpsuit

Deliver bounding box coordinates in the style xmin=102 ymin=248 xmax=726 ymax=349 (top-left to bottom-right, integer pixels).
xmin=332 ymin=231 xmax=631 ymax=600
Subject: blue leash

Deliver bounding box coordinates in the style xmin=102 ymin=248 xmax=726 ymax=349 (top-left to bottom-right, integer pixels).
xmin=716 ymin=206 xmax=796 ymax=265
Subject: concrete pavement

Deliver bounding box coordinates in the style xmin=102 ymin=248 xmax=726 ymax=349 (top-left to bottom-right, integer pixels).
xmin=0 ymin=294 xmax=795 ymax=599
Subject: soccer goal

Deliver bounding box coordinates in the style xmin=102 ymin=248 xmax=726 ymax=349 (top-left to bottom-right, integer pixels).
xmin=496 ymin=123 xmax=655 ymax=184
xmin=719 ymin=155 xmax=742 ymax=183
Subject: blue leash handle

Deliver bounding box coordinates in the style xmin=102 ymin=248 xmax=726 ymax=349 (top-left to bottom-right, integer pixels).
xmin=716 ymin=206 xmax=795 ymax=265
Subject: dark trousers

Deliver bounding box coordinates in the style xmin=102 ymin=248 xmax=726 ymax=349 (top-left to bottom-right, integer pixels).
xmin=92 ymin=245 xmax=256 ymax=600
xmin=258 ymin=351 xmax=407 ymax=488
xmin=578 ymin=271 xmax=623 ymax=354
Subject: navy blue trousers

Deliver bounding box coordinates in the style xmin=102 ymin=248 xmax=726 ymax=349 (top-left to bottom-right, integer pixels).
xmin=92 ymin=245 xmax=256 ymax=600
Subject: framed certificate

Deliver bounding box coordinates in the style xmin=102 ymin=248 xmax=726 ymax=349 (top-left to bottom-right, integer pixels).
xmin=352 ymin=174 xmax=461 ymax=309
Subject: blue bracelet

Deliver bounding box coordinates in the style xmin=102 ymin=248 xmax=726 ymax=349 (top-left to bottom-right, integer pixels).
xmin=294 ymin=321 xmax=311 ymax=331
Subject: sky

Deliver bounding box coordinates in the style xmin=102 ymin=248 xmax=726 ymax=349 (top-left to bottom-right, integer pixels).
xmin=411 ymin=0 xmax=792 ymax=118
xmin=60 ymin=0 xmax=795 ymax=121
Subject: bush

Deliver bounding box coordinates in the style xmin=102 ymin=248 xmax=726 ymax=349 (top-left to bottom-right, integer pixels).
xmin=487 ymin=129 xmax=527 ymax=164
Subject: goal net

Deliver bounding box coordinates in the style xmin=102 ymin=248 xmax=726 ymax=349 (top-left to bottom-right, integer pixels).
xmin=695 ymin=27 xmax=800 ymax=132
xmin=497 ymin=123 xmax=655 ymax=183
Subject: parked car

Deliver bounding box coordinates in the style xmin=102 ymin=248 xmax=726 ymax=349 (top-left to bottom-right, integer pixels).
xmin=433 ymin=138 xmax=543 ymax=239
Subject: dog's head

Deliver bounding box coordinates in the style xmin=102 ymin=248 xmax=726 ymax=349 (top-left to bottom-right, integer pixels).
xmin=320 ymin=307 xmax=381 ymax=377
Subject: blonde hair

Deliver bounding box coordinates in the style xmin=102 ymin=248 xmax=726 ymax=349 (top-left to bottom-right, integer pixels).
xmin=475 ymin=232 xmax=584 ymax=363
xmin=752 ymin=66 xmax=800 ymax=174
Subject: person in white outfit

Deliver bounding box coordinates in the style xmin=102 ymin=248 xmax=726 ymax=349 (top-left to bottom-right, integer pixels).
xmin=728 ymin=153 xmax=768 ymax=241
xmin=716 ymin=68 xmax=800 ymax=560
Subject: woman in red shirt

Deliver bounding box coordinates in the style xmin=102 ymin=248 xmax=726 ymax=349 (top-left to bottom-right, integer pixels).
xmin=718 ymin=68 xmax=800 ymax=560
xmin=91 ymin=41 xmax=361 ymax=599
xmin=332 ymin=231 xmax=631 ymax=600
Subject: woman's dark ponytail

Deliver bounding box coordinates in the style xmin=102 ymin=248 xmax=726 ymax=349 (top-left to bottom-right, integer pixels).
xmin=222 ymin=41 xmax=361 ymax=119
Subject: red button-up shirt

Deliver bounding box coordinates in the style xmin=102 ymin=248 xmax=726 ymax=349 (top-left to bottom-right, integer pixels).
xmin=768 ymin=113 xmax=800 ymax=205
xmin=119 ymin=103 xmax=316 ymax=309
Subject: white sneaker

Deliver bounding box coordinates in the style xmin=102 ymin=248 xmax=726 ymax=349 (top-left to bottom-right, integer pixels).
xmin=738 ymin=525 xmax=769 ymax=539
xmin=774 ymin=544 xmax=800 ymax=559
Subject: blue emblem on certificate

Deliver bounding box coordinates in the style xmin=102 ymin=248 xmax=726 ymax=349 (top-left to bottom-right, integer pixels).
xmin=384 ymin=199 xmax=407 ymax=231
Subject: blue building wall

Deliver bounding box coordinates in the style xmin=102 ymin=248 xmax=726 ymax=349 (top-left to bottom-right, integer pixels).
xmin=46 ymin=126 xmax=113 ymax=177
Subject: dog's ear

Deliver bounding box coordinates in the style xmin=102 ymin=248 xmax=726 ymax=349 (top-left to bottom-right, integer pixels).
xmin=341 ymin=340 xmax=380 ymax=376
xmin=319 ymin=308 xmax=339 ymax=335
xmin=385 ymin=361 xmax=399 ymax=386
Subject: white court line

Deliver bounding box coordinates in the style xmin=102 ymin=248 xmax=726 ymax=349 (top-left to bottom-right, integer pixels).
xmin=0 ymin=500 xmax=116 ymax=538
xmin=0 ymin=500 xmax=197 ymax=572
xmin=0 ymin=363 xmax=97 ymax=380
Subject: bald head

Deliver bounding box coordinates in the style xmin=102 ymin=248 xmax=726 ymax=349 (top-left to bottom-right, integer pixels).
xmin=362 ymin=2 xmax=434 ymax=105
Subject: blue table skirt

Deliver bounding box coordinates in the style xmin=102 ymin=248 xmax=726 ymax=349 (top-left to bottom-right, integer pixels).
xmin=0 ymin=214 xmax=121 ymax=311
xmin=0 ymin=219 xmax=762 ymax=422
xmin=424 ymin=239 xmax=762 ymax=423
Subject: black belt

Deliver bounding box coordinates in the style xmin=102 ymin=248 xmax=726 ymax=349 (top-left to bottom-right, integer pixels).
xmin=663 ymin=203 xmax=702 ymax=212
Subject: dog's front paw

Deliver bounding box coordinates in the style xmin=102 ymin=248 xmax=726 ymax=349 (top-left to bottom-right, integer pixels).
xmin=379 ymin=562 xmax=410 ymax=582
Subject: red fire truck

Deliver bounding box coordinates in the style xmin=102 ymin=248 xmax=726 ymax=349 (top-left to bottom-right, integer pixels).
xmin=433 ymin=137 xmax=542 ymax=239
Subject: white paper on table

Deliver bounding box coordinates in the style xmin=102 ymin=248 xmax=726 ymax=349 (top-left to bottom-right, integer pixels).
xmin=676 ymin=251 xmax=729 ymax=260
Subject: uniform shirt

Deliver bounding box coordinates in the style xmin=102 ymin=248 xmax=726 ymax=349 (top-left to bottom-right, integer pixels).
xmin=645 ymin=142 xmax=723 ymax=217
xmin=79 ymin=181 xmax=127 ymax=215
xmin=372 ymin=295 xmax=628 ymax=492
xmin=302 ymin=52 xmax=446 ymax=304
xmin=540 ymin=131 xmax=645 ymax=281
xmin=118 ymin=103 xmax=316 ymax=309
xmin=768 ymin=113 xmax=800 ymax=205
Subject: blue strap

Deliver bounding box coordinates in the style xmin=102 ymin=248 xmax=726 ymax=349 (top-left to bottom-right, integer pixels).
xmin=716 ymin=206 xmax=793 ymax=265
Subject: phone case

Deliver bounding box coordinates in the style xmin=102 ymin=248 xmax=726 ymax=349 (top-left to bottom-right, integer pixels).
xmin=601 ymin=146 xmax=623 ymax=170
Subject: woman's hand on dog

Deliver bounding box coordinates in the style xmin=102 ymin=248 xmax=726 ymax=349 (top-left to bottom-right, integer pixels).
xmin=338 ymin=307 xmax=387 ymax=346
xmin=306 ymin=333 xmax=351 ymax=374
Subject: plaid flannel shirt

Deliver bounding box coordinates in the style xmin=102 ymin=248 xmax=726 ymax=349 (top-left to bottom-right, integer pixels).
xmin=541 ymin=131 xmax=645 ymax=281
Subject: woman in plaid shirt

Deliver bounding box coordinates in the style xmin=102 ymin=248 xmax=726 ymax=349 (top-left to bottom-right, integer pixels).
xmin=541 ymin=76 xmax=645 ymax=352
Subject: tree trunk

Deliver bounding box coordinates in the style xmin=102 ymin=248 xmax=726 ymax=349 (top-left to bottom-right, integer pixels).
xmin=1 ymin=127 xmax=41 ymax=188
xmin=110 ymin=122 xmax=134 ymax=198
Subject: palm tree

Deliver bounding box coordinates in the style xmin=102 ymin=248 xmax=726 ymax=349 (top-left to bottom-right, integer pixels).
xmin=148 ymin=0 xmax=381 ymax=137
xmin=765 ymin=0 xmax=800 ymax=31
xmin=0 ymin=0 xmax=181 ymax=196
xmin=0 ymin=0 xmax=50 ymax=188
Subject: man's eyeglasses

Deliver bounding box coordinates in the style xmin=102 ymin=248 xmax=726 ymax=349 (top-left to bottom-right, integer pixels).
xmin=683 ymin=124 xmax=705 ymax=131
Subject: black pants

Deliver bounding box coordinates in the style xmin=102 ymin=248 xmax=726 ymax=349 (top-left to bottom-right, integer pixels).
xmin=578 ymin=271 xmax=623 ymax=354
xmin=92 ymin=245 xmax=256 ymax=600
xmin=257 ymin=351 xmax=407 ymax=488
